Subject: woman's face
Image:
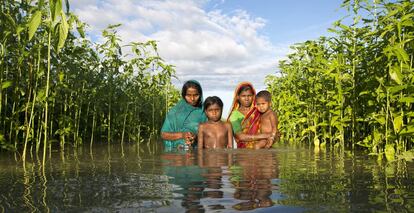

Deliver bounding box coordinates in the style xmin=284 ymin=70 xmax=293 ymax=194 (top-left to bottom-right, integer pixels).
xmin=237 ymin=89 xmax=254 ymax=108
xmin=185 ymin=87 xmax=200 ymax=106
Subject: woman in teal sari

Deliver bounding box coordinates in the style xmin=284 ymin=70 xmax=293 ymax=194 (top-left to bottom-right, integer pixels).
xmin=161 ymin=80 xmax=207 ymax=150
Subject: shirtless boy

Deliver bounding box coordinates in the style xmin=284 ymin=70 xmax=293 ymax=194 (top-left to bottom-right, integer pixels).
xmin=254 ymin=90 xmax=280 ymax=149
xmin=198 ymin=96 xmax=233 ymax=150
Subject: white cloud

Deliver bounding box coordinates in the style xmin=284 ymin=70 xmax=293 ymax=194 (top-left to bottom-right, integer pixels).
xmin=70 ymin=0 xmax=288 ymax=91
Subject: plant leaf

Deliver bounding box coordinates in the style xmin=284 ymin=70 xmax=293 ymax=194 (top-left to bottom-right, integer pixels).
xmin=399 ymin=96 xmax=414 ymax=103
xmin=1 ymin=81 xmax=13 ymax=89
xmin=385 ymin=144 xmax=395 ymax=161
xmin=57 ymin=11 xmax=68 ymax=52
xmin=393 ymin=115 xmax=403 ymax=133
xmin=389 ymin=64 xmax=403 ymax=85
xmin=50 ymin=0 xmax=62 ymax=21
xmin=28 ymin=11 xmax=42 ymax=41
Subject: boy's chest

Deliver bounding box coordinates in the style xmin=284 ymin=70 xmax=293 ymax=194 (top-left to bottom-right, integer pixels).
xmin=204 ymin=123 xmax=227 ymax=138
xmin=260 ymin=116 xmax=274 ymax=131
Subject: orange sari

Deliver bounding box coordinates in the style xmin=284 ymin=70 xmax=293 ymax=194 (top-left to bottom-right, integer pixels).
xmin=227 ymin=82 xmax=261 ymax=148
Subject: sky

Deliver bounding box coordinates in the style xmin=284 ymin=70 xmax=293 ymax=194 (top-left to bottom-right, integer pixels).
xmin=70 ymin=0 xmax=347 ymax=117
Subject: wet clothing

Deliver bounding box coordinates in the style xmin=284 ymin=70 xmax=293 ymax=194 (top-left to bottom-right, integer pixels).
xmin=161 ymin=80 xmax=206 ymax=150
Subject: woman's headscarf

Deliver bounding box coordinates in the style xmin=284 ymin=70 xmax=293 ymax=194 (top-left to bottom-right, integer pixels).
xmin=227 ymin=82 xmax=261 ymax=148
xmin=227 ymin=82 xmax=256 ymax=120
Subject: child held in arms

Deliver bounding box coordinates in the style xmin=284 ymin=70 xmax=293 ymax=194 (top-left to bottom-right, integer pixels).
xmin=198 ymin=96 xmax=233 ymax=150
xmin=254 ymin=90 xmax=280 ymax=149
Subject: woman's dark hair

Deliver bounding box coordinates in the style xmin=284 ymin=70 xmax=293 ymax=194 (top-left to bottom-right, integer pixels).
xmin=182 ymin=80 xmax=203 ymax=107
xmin=237 ymin=85 xmax=253 ymax=95
xmin=204 ymin=96 xmax=223 ymax=111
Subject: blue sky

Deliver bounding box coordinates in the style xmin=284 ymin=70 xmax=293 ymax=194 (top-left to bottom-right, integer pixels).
xmin=205 ymin=0 xmax=347 ymax=44
xmin=71 ymin=0 xmax=347 ymax=117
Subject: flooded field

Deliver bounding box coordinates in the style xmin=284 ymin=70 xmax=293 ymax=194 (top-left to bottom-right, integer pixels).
xmin=0 ymin=143 xmax=413 ymax=212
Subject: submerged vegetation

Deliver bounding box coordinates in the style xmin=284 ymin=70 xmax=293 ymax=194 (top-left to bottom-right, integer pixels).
xmin=0 ymin=0 xmax=179 ymax=159
xmin=267 ymin=0 xmax=414 ymax=160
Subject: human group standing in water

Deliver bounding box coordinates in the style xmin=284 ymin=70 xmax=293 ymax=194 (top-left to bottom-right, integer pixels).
xmin=161 ymin=80 xmax=280 ymax=150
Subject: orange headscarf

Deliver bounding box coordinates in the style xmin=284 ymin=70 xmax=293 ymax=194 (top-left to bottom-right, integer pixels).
xmin=227 ymin=82 xmax=261 ymax=148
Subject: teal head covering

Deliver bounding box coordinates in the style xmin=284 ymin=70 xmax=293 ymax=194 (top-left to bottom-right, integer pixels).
xmin=161 ymin=80 xmax=207 ymax=149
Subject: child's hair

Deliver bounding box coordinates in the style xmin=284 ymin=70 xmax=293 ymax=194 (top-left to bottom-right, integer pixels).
xmin=256 ymin=90 xmax=272 ymax=102
xmin=204 ymin=96 xmax=223 ymax=110
xmin=181 ymin=80 xmax=203 ymax=107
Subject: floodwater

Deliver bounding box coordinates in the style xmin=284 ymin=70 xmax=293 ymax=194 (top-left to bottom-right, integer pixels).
xmin=0 ymin=142 xmax=413 ymax=212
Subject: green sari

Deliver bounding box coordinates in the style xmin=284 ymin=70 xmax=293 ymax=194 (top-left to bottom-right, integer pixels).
xmin=161 ymin=89 xmax=206 ymax=150
xmin=228 ymin=110 xmax=244 ymax=134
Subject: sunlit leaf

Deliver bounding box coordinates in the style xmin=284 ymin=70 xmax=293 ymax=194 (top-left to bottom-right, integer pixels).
xmin=314 ymin=137 xmax=320 ymax=147
xmin=385 ymin=144 xmax=395 ymax=161
xmin=57 ymin=11 xmax=68 ymax=52
xmin=76 ymin=21 xmax=85 ymax=38
xmin=373 ymin=116 xmax=386 ymax=125
xmin=398 ymin=150 xmax=414 ymax=162
xmin=400 ymin=125 xmax=414 ymax=136
xmin=387 ymin=85 xmax=406 ymax=94
xmin=1 ymin=81 xmax=13 ymax=89
xmin=28 ymin=11 xmax=42 ymax=41
xmin=393 ymin=116 xmax=403 ymax=133
xmin=58 ymin=72 xmax=65 ymax=82
xmin=389 ymin=65 xmax=403 ymax=85
xmin=399 ymin=96 xmax=414 ymax=103
xmin=50 ymin=0 xmax=62 ymax=21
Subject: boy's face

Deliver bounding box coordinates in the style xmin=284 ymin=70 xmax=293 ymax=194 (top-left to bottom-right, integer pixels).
xmin=205 ymin=103 xmax=222 ymax=122
xmin=256 ymin=97 xmax=270 ymax=113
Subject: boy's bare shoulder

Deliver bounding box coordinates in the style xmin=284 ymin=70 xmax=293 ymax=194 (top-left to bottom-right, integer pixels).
xmin=262 ymin=109 xmax=276 ymax=119
xmin=270 ymin=110 xmax=277 ymax=118
xmin=224 ymin=121 xmax=232 ymax=128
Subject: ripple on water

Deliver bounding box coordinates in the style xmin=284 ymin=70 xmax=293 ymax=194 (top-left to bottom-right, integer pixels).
xmin=0 ymin=143 xmax=414 ymax=212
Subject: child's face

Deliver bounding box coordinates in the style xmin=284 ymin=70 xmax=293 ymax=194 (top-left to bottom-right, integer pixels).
xmin=205 ymin=103 xmax=222 ymax=122
xmin=256 ymin=97 xmax=270 ymax=113
xmin=185 ymin=87 xmax=200 ymax=106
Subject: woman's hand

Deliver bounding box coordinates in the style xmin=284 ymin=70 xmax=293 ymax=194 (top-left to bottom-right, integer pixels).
xmin=261 ymin=133 xmax=272 ymax=141
xmin=183 ymin=132 xmax=195 ymax=145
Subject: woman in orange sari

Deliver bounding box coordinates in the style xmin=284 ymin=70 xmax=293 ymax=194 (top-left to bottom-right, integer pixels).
xmin=227 ymin=82 xmax=272 ymax=148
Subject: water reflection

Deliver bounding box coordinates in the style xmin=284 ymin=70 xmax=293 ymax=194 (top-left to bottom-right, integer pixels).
xmin=0 ymin=143 xmax=413 ymax=212
xmin=160 ymin=149 xmax=280 ymax=212
xmin=231 ymin=151 xmax=277 ymax=211
xmin=198 ymin=150 xmax=232 ymax=211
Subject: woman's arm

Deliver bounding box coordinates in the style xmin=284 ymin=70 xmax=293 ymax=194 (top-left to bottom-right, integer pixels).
xmin=161 ymin=131 xmax=193 ymax=141
xmin=161 ymin=132 xmax=184 ymax=141
xmin=226 ymin=122 xmax=233 ymax=148
xmin=234 ymin=132 xmax=271 ymax=142
xmin=228 ymin=111 xmax=271 ymax=142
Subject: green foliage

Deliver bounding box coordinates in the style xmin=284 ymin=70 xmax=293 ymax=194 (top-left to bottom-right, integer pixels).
xmin=0 ymin=0 xmax=179 ymax=154
xmin=0 ymin=132 xmax=14 ymax=150
xmin=266 ymin=0 xmax=414 ymax=160
xmin=28 ymin=10 xmax=42 ymax=41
